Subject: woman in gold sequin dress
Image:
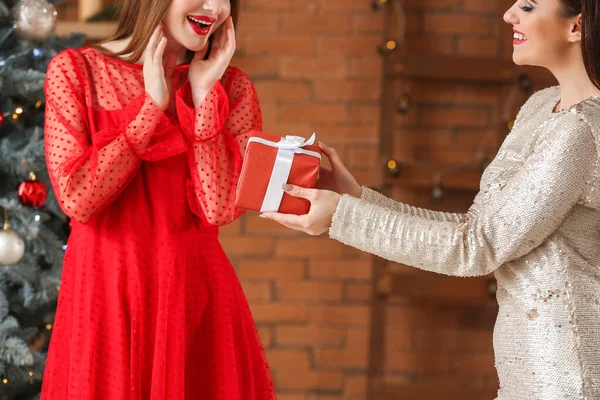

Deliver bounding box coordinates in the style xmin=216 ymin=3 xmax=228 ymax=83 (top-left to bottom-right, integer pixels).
xmin=262 ymin=0 xmax=600 ymax=399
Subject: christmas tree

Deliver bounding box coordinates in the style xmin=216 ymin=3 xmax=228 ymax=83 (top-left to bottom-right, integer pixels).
xmin=0 ymin=0 xmax=84 ymax=398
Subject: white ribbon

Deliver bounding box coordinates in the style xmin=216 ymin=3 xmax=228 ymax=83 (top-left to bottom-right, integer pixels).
xmin=243 ymin=133 xmax=321 ymax=213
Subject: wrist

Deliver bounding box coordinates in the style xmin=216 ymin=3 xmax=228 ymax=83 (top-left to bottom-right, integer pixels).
xmin=192 ymin=88 xmax=210 ymax=106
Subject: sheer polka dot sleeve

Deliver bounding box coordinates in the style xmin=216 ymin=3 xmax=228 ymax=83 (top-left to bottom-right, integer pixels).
xmin=44 ymin=50 xmax=165 ymax=223
xmin=176 ymin=67 xmax=261 ymax=226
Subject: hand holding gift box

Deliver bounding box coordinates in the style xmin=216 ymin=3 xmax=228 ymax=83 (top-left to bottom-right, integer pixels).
xmin=234 ymin=131 xmax=322 ymax=215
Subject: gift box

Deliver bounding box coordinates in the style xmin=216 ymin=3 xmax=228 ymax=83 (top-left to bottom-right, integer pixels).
xmin=235 ymin=131 xmax=322 ymax=215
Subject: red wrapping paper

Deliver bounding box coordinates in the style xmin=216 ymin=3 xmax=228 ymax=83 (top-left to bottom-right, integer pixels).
xmin=235 ymin=130 xmax=322 ymax=215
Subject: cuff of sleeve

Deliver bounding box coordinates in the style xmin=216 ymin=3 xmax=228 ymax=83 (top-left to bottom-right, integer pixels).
xmin=176 ymin=81 xmax=228 ymax=141
xmin=122 ymin=92 xmax=166 ymax=155
xmin=329 ymin=194 xmax=362 ymax=243
xmin=360 ymin=186 xmax=380 ymax=202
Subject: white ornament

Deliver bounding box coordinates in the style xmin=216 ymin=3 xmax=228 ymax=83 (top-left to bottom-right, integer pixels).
xmin=13 ymin=0 xmax=57 ymax=41
xmin=0 ymin=228 xmax=25 ymax=265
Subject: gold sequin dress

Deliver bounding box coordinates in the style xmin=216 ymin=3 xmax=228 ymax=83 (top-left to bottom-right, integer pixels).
xmin=330 ymin=86 xmax=600 ymax=399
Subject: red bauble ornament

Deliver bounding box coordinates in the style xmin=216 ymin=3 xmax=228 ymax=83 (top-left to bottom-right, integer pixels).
xmin=0 ymin=114 xmax=4 ymax=128
xmin=18 ymin=172 xmax=47 ymax=208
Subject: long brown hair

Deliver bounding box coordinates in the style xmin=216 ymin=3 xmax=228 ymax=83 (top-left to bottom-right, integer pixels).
xmin=560 ymin=0 xmax=600 ymax=89
xmin=93 ymin=0 xmax=239 ymax=64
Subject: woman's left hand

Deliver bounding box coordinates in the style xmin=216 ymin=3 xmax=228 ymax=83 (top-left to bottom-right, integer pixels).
xmin=189 ymin=16 xmax=236 ymax=105
xmin=260 ymin=185 xmax=342 ymax=236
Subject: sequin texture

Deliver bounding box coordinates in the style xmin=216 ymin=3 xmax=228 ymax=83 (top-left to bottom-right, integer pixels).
xmin=330 ymin=86 xmax=600 ymax=399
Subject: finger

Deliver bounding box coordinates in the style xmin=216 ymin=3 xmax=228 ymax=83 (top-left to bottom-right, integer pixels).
xmin=282 ymin=184 xmax=316 ymax=201
xmin=225 ymin=17 xmax=236 ymax=53
xmin=146 ymin=25 xmax=162 ymax=63
xmin=260 ymin=212 xmax=309 ymax=232
xmin=155 ymin=36 xmax=167 ymax=67
xmin=318 ymin=142 xmax=344 ymax=169
xmin=319 ymin=165 xmax=332 ymax=175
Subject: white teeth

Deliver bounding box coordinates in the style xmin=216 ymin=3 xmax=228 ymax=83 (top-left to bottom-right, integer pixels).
xmin=513 ymin=32 xmax=526 ymax=41
xmin=188 ymin=16 xmax=212 ymax=26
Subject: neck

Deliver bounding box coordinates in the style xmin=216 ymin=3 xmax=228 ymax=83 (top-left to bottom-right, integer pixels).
xmin=164 ymin=39 xmax=190 ymax=65
xmin=550 ymin=51 xmax=600 ymax=111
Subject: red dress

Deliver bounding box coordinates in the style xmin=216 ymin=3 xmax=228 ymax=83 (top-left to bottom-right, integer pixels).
xmin=41 ymin=47 xmax=276 ymax=400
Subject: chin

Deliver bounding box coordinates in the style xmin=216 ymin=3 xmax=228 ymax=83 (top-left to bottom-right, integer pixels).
xmin=512 ymin=52 xmax=527 ymax=66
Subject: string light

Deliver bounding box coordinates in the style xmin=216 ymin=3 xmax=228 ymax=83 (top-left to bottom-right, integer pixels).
xmin=15 ymin=107 xmax=23 ymax=115
xmin=28 ymin=372 xmax=33 ymax=377
xmin=45 ymin=324 xmax=52 ymax=330
xmin=35 ymin=100 xmax=43 ymax=109
xmin=2 ymin=378 xmax=8 ymax=384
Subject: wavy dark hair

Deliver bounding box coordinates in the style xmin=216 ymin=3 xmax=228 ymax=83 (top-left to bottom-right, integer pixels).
xmin=560 ymin=0 xmax=600 ymax=89
xmin=92 ymin=0 xmax=238 ymax=63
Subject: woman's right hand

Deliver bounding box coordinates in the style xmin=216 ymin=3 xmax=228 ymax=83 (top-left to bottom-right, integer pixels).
xmin=317 ymin=143 xmax=363 ymax=198
xmin=143 ymin=25 xmax=177 ymax=111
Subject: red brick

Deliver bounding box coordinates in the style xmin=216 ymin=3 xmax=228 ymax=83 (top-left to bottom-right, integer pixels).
xmin=281 ymin=57 xmax=347 ymax=79
xmin=232 ymin=55 xmax=280 ymax=78
xmin=348 ymin=56 xmax=383 ymax=78
xmin=277 ymin=281 xmax=343 ymax=302
xmin=258 ymin=327 xmax=273 ymax=348
xmin=385 ymin=350 xmax=452 ymax=373
xmin=308 ymin=259 xmax=372 ymax=280
xmin=266 ymin=349 xmax=311 ymax=369
xmin=458 ymin=38 xmax=499 ymax=57
xmin=246 ymin=0 xmax=318 ymax=12
xmin=404 ymin=36 xmax=455 ymax=55
xmin=311 ymin=305 xmax=370 ymax=327
xmin=455 ymin=84 xmax=500 ymax=105
xmin=276 ymin=238 xmax=346 ymax=258
xmin=414 ymin=329 xmax=492 ymax=352
xmin=403 ymin=0 xmax=459 ymax=10
xmin=462 ymin=0 xmax=500 ymax=13
xmin=241 ymin=281 xmax=272 ymax=302
xmin=424 ymin=14 xmax=492 ymax=35
xmin=218 ymin=218 xmax=242 ymax=236
xmin=251 ymin=303 xmax=309 ymax=323
xmin=220 ymin=237 xmax=275 ymax=257
xmin=317 ymin=123 xmax=379 ymax=145
xmin=346 ymin=146 xmax=380 ymax=169
xmin=320 ymin=0 xmax=373 ymax=12
xmin=244 ymin=34 xmax=314 ymax=56
xmin=282 ymin=14 xmax=351 ymax=33
xmin=350 ymin=104 xmax=379 ymax=124
xmin=237 ymin=11 xmax=279 ymax=33
xmin=345 ymin=374 xmax=367 ymax=396
xmin=280 ymin=104 xmax=347 ymax=124
xmin=417 ymin=106 xmax=490 ymax=128
xmin=452 ymin=352 xmax=496 ymax=374
xmin=276 ymin=326 xmax=344 ymax=347
xmin=246 ymin=214 xmax=306 ymax=236
xmin=314 ymin=80 xmax=381 ymax=102
xmin=315 ymin=345 xmax=367 ymax=368
xmin=254 ymin=81 xmax=312 ymax=102
xmin=344 ymin=283 xmax=372 ymax=303
xmin=394 ymin=80 xmax=456 ymax=104
xmin=317 ymin=35 xmax=381 ymax=56
xmin=351 ymin=13 xmax=385 ymax=33
xmin=237 ymin=259 xmax=305 ymax=280
xmin=277 ymin=368 xmax=343 ymax=390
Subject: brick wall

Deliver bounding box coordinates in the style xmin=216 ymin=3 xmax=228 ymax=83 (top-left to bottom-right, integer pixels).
xmin=227 ymin=0 xmax=520 ymax=399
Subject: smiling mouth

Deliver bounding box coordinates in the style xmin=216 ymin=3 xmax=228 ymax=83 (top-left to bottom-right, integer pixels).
xmin=513 ymin=30 xmax=527 ymax=43
xmin=187 ymin=16 xmax=215 ymax=30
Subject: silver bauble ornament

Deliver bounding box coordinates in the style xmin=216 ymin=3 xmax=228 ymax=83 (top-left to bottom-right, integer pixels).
xmin=13 ymin=0 xmax=57 ymax=41
xmin=0 ymin=228 xmax=25 ymax=265
xmin=0 ymin=210 xmax=25 ymax=266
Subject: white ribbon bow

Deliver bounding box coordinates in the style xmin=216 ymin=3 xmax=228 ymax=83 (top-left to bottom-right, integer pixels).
xmin=243 ymin=133 xmax=321 ymax=213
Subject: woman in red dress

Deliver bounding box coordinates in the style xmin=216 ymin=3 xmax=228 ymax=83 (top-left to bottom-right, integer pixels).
xmin=40 ymin=0 xmax=275 ymax=398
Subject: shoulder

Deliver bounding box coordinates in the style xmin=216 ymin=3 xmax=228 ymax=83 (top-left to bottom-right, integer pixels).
xmin=220 ymin=66 xmax=256 ymax=97
xmin=522 ymin=85 xmax=560 ymax=112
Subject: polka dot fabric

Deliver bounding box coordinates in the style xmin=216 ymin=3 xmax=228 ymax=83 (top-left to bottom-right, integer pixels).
xmin=41 ymin=47 xmax=275 ymax=400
